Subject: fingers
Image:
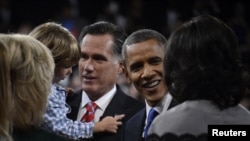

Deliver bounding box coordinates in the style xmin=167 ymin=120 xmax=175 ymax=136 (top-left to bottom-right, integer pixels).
xmin=110 ymin=126 xmax=118 ymax=133
xmin=114 ymin=114 xmax=125 ymax=121
xmin=116 ymin=121 xmax=122 ymax=126
xmin=101 ymin=114 xmax=125 ymax=133
xmin=105 ymin=122 xmax=119 ymax=133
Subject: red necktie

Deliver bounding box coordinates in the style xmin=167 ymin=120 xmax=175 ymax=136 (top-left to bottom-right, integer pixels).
xmin=81 ymin=102 xmax=97 ymax=122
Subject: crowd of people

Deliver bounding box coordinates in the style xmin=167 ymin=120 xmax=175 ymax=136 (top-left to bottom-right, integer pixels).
xmin=2 ymin=0 xmax=250 ymax=101
xmin=1 ymin=2 xmax=250 ymax=141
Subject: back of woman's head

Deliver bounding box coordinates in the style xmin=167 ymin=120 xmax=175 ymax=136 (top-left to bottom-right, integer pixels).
xmin=1 ymin=34 xmax=55 ymax=129
xmin=164 ymin=15 xmax=244 ymax=109
xmin=0 ymin=35 xmax=12 ymax=141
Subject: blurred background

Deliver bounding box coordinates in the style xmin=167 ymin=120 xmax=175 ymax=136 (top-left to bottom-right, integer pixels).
xmin=1 ymin=0 xmax=250 ymax=100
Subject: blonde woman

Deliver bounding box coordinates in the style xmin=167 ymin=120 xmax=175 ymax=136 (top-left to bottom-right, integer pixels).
xmin=0 ymin=34 xmax=66 ymax=141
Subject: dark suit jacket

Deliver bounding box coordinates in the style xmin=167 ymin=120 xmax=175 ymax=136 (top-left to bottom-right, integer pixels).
xmin=66 ymin=85 xmax=145 ymax=141
xmin=122 ymin=97 xmax=178 ymax=141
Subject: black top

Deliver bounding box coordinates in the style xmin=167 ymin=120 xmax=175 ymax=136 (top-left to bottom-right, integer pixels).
xmin=146 ymin=133 xmax=208 ymax=141
xmin=13 ymin=127 xmax=67 ymax=141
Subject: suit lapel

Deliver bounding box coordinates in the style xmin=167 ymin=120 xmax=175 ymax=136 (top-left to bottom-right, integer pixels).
xmin=99 ymin=87 xmax=124 ymax=120
xmin=134 ymin=109 xmax=146 ymax=141
xmin=124 ymin=108 xmax=146 ymax=141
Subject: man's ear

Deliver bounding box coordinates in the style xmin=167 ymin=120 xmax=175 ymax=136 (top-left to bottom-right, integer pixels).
xmin=117 ymin=61 xmax=124 ymax=74
xmin=122 ymin=66 xmax=131 ymax=84
xmin=123 ymin=67 xmax=128 ymax=77
xmin=118 ymin=61 xmax=131 ymax=83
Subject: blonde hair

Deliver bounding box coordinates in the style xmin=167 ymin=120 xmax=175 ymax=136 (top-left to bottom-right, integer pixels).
xmin=29 ymin=22 xmax=80 ymax=67
xmin=0 ymin=37 xmax=12 ymax=141
xmin=0 ymin=34 xmax=55 ymax=130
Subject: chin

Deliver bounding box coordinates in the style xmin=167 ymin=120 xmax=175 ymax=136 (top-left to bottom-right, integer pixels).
xmin=82 ymin=86 xmax=95 ymax=93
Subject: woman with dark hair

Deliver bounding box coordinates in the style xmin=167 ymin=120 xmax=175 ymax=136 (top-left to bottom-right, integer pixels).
xmin=147 ymin=15 xmax=250 ymax=141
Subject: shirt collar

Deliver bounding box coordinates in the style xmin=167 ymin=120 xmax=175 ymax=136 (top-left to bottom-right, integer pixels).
xmin=81 ymin=85 xmax=117 ymax=111
xmin=145 ymin=92 xmax=172 ymax=116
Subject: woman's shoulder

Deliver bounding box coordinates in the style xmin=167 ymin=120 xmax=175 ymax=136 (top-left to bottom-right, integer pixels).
xmin=13 ymin=127 xmax=67 ymax=141
xmin=157 ymin=100 xmax=216 ymax=119
xmin=148 ymin=100 xmax=218 ymax=135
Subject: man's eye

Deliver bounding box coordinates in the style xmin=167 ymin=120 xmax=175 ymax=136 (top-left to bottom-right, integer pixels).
xmin=149 ymin=58 xmax=162 ymax=65
xmin=130 ymin=64 xmax=142 ymax=72
xmin=81 ymin=54 xmax=87 ymax=59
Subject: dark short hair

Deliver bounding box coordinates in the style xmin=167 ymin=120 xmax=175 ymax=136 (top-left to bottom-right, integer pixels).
xmin=79 ymin=21 xmax=127 ymax=60
xmin=122 ymin=29 xmax=167 ymax=63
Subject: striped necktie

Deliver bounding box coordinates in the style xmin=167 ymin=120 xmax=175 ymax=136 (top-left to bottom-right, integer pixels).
xmin=81 ymin=102 xmax=97 ymax=122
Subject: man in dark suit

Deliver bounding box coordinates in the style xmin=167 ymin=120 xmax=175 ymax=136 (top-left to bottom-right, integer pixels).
xmin=66 ymin=21 xmax=144 ymax=141
xmin=121 ymin=29 xmax=178 ymax=141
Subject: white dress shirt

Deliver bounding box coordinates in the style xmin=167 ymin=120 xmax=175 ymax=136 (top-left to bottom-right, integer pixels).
xmin=77 ymin=85 xmax=117 ymax=122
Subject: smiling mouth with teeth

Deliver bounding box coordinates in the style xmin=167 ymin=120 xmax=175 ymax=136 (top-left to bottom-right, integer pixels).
xmin=143 ymin=80 xmax=160 ymax=88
